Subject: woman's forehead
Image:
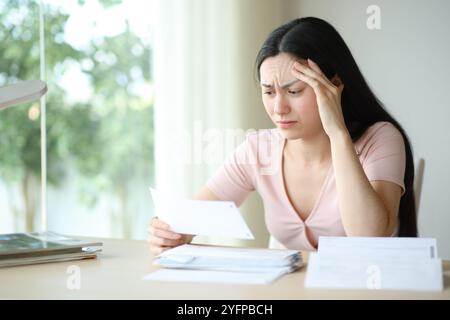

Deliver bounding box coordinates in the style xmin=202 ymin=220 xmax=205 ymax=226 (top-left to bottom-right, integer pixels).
xmin=260 ymin=54 xmax=306 ymax=84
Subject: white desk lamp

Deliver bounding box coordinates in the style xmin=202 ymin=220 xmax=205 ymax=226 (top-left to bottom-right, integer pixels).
xmin=0 ymin=80 xmax=47 ymax=110
xmin=0 ymin=80 xmax=48 ymax=231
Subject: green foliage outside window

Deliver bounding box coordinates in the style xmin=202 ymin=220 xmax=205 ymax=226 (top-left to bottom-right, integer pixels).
xmin=0 ymin=0 xmax=154 ymax=237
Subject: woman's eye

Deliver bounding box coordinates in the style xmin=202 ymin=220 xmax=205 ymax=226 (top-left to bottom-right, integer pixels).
xmin=263 ymin=91 xmax=273 ymax=95
xmin=288 ymin=90 xmax=302 ymax=95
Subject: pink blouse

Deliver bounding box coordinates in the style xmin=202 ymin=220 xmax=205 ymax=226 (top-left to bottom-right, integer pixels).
xmin=206 ymin=122 xmax=406 ymax=251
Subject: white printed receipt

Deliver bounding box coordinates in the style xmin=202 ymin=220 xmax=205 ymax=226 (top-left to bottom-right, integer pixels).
xmin=150 ymin=188 xmax=254 ymax=239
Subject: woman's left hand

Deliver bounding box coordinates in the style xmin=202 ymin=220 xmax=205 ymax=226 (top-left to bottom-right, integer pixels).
xmin=291 ymin=58 xmax=346 ymax=138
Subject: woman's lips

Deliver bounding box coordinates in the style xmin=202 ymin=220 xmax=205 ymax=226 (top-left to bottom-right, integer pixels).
xmin=277 ymin=121 xmax=297 ymax=129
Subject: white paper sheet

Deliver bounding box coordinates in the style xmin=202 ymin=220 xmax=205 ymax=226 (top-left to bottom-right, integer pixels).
xmin=305 ymin=253 xmax=443 ymax=291
xmin=150 ymin=188 xmax=254 ymax=239
xmin=305 ymin=237 xmax=443 ymax=291
xmin=143 ymin=268 xmax=284 ymax=285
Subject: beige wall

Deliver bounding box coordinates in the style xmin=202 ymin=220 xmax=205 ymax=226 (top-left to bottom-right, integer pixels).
xmin=282 ymin=0 xmax=450 ymax=258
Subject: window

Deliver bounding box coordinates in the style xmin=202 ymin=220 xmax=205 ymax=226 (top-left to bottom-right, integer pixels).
xmin=0 ymin=0 xmax=154 ymax=239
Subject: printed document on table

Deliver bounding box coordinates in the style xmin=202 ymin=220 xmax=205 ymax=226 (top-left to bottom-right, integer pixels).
xmin=150 ymin=188 xmax=254 ymax=239
xmin=304 ymin=236 xmax=443 ymax=291
xmin=305 ymin=252 xmax=443 ymax=291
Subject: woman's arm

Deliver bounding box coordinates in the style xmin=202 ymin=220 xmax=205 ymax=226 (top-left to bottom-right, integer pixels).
xmin=193 ymin=186 xmax=221 ymax=201
xmin=291 ymin=59 xmax=402 ymax=236
xmin=330 ymin=131 xmax=401 ymax=236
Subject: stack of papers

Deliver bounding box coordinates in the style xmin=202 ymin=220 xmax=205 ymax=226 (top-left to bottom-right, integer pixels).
xmin=0 ymin=231 xmax=102 ymax=268
xmin=147 ymin=188 xmax=301 ymax=284
xmin=304 ymin=237 xmax=443 ymax=291
xmin=144 ymin=244 xmax=302 ymax=285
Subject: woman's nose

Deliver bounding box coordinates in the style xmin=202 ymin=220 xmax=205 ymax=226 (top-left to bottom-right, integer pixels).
xmin=274 ymin=94 xmax=290 ymax=114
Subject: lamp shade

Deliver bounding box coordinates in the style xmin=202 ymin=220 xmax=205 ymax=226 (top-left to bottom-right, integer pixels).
xmin=0 ymin=80 xmax=47 ymax=110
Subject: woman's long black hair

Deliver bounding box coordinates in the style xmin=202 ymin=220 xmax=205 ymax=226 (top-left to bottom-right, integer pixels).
xmin=255 ymin=17 xmax=417 ymax=237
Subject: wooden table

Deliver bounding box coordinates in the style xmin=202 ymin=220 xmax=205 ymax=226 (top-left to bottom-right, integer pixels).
xmin=1 ymin=237 xmax=449 ymax=299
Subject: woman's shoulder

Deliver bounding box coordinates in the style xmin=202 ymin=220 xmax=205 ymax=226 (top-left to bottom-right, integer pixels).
xmin=355 ymin=121 xmax=404 ymax=155
xmin=364 ymin=121 xmax=403 ymax=139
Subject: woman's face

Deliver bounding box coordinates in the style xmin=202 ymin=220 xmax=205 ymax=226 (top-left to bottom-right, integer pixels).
xmin=259 ymin=53 xmax=324 ymax=140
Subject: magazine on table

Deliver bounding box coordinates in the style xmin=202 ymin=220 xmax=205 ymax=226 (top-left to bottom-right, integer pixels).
xmin=0 ymin=231 xmax=102 ymax=267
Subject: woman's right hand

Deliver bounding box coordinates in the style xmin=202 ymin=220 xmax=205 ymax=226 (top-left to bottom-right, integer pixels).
xmin=148 ymin=217 xmax=194 ymax=255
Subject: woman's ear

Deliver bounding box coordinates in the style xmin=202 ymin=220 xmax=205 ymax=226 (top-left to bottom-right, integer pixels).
xmin=330 ymin=74 xmax=342 ymax=87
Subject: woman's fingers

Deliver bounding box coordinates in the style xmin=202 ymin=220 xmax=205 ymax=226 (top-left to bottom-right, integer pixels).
xmin=306 ymin=59 xmax=329 ymax=79
xmin=292 ymin=60 xmax=337 ymax=94
xmin=291 ymin=67 xmax=322 ymax=93
xmin=147 ymin=217 xmax=195 ymax=256
xmin=305 ymin=59 xmax=336 ymax=90
xmin=293 ymin=63 xmax=333 ymax=93
xmin=149 ymin=226 xmax=182 ymax=240
xmin=148 ymin=234 xmax=183 ymax=247
xmin=150 ymin=217 xmax=170 ymax=229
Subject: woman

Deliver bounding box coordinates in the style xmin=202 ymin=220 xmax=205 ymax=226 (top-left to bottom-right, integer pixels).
xmin=148 ymin=17 xmax=417 ymax=255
